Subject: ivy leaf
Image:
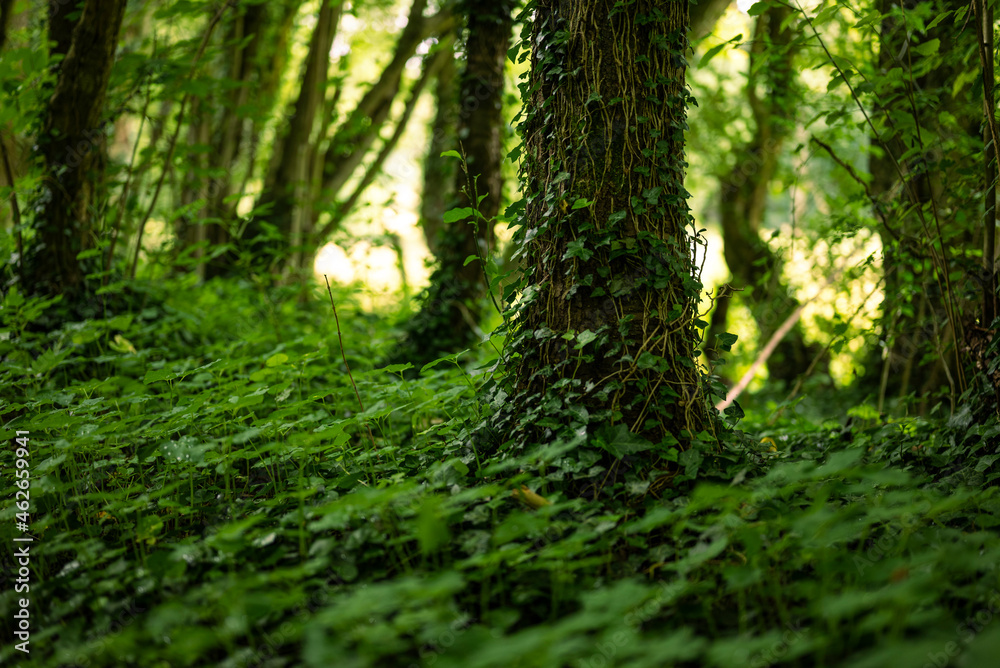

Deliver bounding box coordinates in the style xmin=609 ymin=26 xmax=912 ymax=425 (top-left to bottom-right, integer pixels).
xmin=636 ymin=351 xmax=662 ymax=370
xmin=594 ymin=424 xmax=654 ymax=458
xmin=716 ymin=332 xmax=738 ymax=351
xmin=563 ymin=240 xmax=594 ymax=261
xmin=575 ymin=330 xmax=598 ymax=348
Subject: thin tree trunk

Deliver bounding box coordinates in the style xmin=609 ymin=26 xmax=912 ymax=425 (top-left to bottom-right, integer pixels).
xmin=421 ymin=45 xmax=458 ymax=258
xmin=249 ymin=0 xmax=342 ymax=273
xmin=391 ymin=0 xmax=513 ymax=363
xmin=315 ymin=0 xmax=452 ymax=204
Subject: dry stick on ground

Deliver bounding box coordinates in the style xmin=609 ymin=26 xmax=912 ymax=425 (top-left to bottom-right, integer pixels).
xmin=324 ymin=275 xmax=378 ymax=454
xmin=716 ymin=274 xmax=839 ymax=412
xmin=773 ymin=275 xmax=885 ymax=424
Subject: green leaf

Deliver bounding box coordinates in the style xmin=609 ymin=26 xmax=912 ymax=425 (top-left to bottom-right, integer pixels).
xmin=443 ymin=207 xmax=475 ymax=223
xmin=576 ymin=330 xmax=598 ymax=347
xmin=440 ymin=150 xmax=462 ymax=159
xmin=381 ymin=363 xmax=413 ymax=374
xmin=595 ymin=424 xmax=654 ymax=458
xmin=699 ymin=41 xmax=729 ymax=66
xmin=912 ymin=38 xmax=940 ymax=56
xmin=416 ymin=495 xmax=450 ymax=555
xmin=463 ymin=254 xmax=480 ymax=267
xmin=144 ymin=368 xmax=177 ymax=384
xmin=265 ymin=352 xmax=289 ymax=367
xmin=716 ymin=332 xmax=738 ymax=351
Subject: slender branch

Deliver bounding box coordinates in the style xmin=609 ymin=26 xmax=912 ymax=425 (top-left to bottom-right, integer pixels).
xmin=130 ymin=1 xmax=232 ymax=279
xmin=106 ymin=39 xmax=155 ymax=286
xmin=809 ymin=135 xmax=901 ymax=243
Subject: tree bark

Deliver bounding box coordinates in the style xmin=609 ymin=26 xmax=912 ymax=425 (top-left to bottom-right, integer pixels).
xmin=23 ymin=0 xmax=127 ymax=297
xmin=0 ymin=0 xmax=16 ymax=51
xmin=493 ymin=1 xmax=715 ymax=485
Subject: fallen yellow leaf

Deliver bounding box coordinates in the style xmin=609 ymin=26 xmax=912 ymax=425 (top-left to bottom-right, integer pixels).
xmin=511 ymin=485 xmax=551 ymax=509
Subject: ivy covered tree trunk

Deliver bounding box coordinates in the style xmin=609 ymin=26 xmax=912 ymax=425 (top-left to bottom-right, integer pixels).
xmin=22 ymin=0 xmax=127 ymax=297
xmin=490 ymin=1 xmax=715 ymax=494
xmin=393 ymin=0 xmax=514 ymax=362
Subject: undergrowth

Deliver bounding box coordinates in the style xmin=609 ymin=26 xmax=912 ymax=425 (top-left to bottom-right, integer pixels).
xmin=1 ymin=277 xmax=1000 ymax=667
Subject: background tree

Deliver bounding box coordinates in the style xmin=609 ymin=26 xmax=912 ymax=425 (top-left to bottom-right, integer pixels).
xmin=860 ymin=0 xmax=979 ymax=411
xmin=705 ymin=2 xmax=823 ymax=386
xmin=234 ymin=0 xmax=455 ymax=277
xmin=21 ymin=0 xmax=127 ymax=298
xmin=392 ymin=0 xmax=515 ymax=363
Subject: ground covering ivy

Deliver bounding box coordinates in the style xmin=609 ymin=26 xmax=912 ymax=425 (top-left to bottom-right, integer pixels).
xmin=0 ymin=274 xmax=998 ymax=667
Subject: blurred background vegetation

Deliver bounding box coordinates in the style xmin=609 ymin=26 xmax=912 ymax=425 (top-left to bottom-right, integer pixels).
xmin=3 ymin=0 xmax=1000 ymax=665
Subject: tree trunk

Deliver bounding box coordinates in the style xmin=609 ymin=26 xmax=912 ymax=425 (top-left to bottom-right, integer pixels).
xmin=391 ymin=0 xmax=514 ymax=363
xmin=492 ymin=1 xmax=715 ymax=490
xmin=249 ymin=0 xmax=341 ymax=273
xmin=0 ymin=0 xmax=16 ymax=51
xmin=23 ymin=0 xmax=127 ymax=297
xmin=315 ymin=0 xmax=451 ymax=205
xmin=689 ymin=0 xmax=731 ymax=41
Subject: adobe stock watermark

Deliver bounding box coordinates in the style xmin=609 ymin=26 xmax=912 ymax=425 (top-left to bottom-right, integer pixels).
xmin=11 ymin=430 xmax=33 ymax=656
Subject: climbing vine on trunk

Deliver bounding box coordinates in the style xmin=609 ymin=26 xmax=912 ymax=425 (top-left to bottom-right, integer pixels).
xmin=482 ymin=0 xmax=723 ymax=501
